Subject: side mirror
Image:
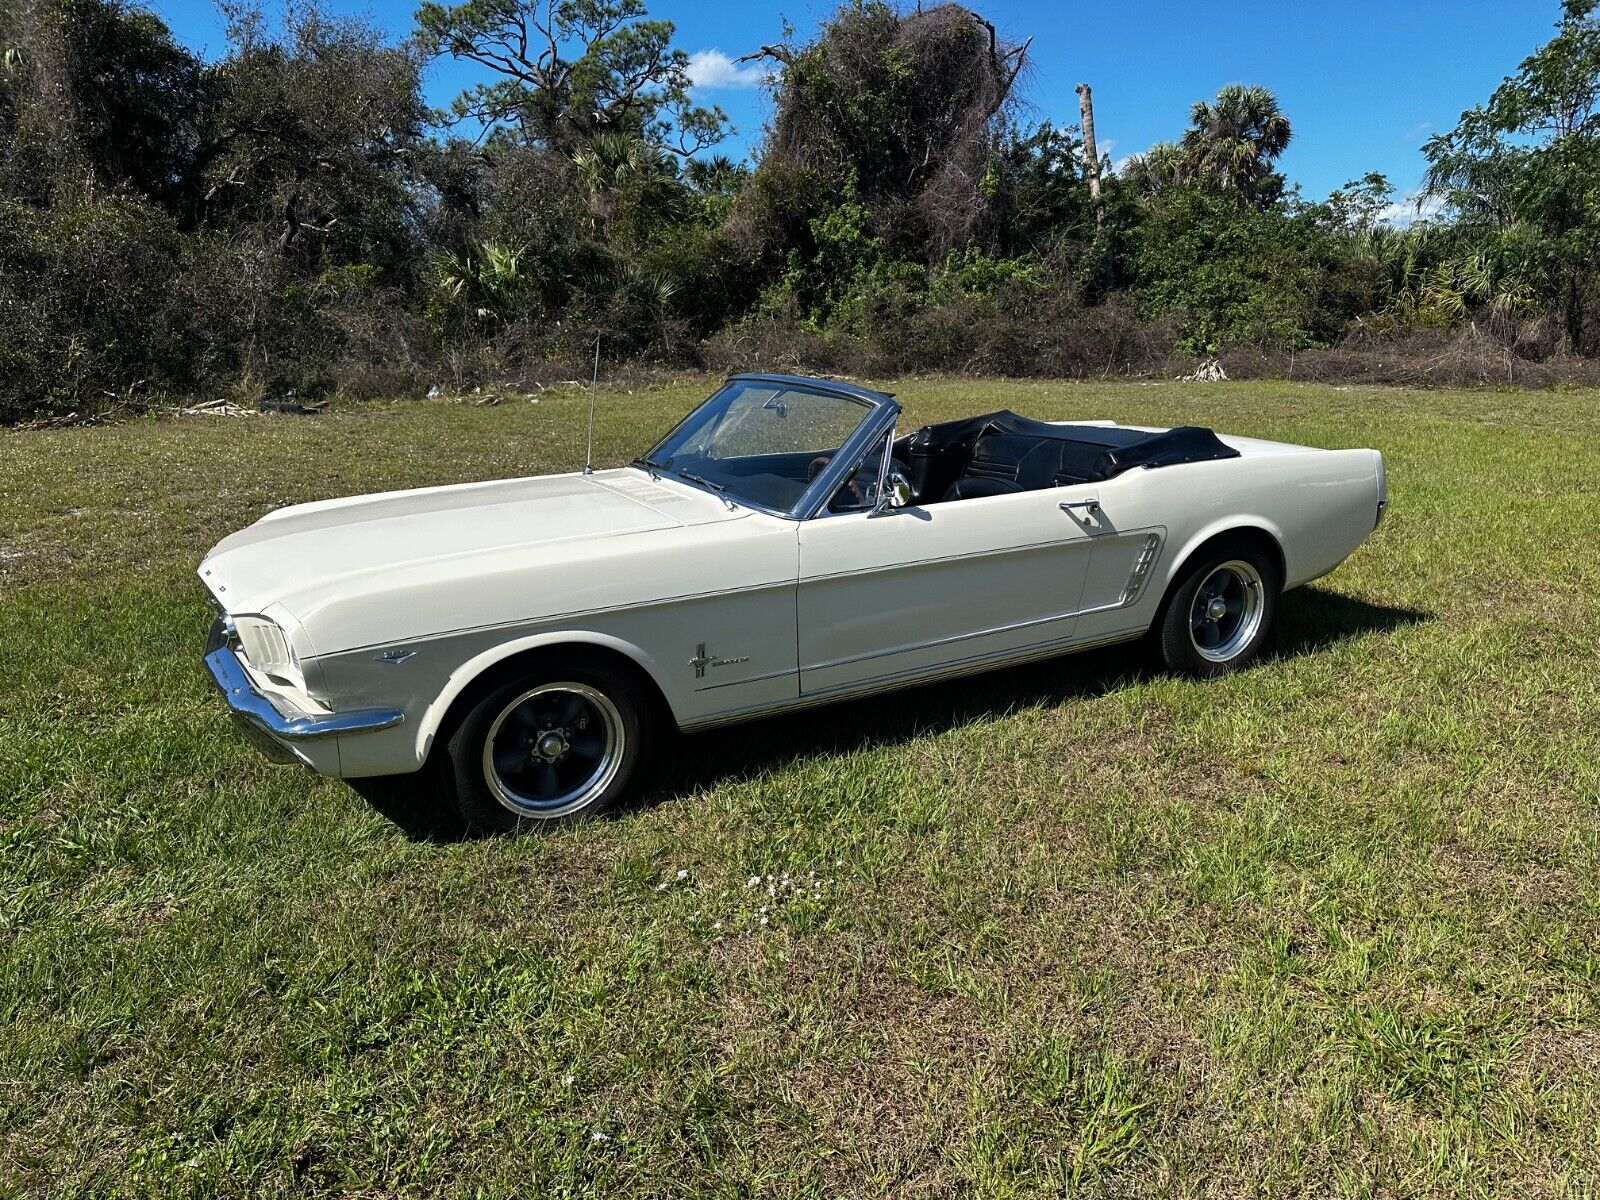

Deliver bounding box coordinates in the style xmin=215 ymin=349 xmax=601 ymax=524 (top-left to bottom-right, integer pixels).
xmin=870 ymin=469 xmax=914 ymax=516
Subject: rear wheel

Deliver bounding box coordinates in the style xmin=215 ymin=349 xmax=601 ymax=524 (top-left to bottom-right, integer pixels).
xmin=440 ymin=658 xmax=655 ymax=832
xmin=1156 ymin=540 xmax=1280 ymax=678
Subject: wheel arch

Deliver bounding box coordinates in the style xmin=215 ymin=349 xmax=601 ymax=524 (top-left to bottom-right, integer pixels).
xmin=1155 ymin=521 xmax=1287 ymax=620
xmin=414 ymin=632 xmax=677 ymax=765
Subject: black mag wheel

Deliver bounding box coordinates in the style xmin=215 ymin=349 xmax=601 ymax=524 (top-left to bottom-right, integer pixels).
xmin=1156 ymin=539 xmax=1281 ymax=678
xmin=1187 ymin=559 xmax=1267 ymax=664
xmin=441 ymin=658 xmax=655 ymax=832
xmin=482 ymin=682 xmax=625 ymax=818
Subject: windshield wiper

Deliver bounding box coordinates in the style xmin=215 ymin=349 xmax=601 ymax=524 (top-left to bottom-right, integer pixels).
xmin=677 ymin=471 xmax=725 ymax=493
xmin=631 ymin=455 xmax=667 ymax=479
xmin=676 ymin=470 xmax=739 ymax=509
xmin=634 ymin=458 xmax=735 ymax=507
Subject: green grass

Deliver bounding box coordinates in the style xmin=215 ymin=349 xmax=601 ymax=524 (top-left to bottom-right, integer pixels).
xmin=2 ymin=378 xmax=1598 ymax=1198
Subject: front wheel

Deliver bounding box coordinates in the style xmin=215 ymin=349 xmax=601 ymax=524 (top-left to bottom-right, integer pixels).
xmin=1155 ymin=542 xmax=1281 ymax=678
xmin=439 ymin=658 xmax=655 ymax=833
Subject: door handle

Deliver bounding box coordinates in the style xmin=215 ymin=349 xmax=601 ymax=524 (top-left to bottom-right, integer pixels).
xmin=1059 ymin=499 xmax=1100 ymax=515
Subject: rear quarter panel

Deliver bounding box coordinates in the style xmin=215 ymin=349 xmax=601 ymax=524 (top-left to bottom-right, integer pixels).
xmin=1076 ymin=447 xmax=1382 ymax=642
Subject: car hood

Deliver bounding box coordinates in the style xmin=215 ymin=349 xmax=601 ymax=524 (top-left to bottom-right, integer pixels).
xmin=199 ymin=469 xmax=754 ymax=647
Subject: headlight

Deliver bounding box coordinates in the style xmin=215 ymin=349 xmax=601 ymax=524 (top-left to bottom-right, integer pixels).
xmin=233 ymin=616 xmax=302 ymax=687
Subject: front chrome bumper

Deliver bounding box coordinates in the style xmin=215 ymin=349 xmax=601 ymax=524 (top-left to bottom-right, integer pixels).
xmin=204 ymin=619 xmax=404 ymax=763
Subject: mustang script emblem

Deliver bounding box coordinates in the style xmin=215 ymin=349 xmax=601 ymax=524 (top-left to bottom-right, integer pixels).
xmin=690 ymin=643 xmax=749 ymax=677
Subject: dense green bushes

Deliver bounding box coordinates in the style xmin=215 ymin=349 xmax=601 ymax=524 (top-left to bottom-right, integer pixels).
xmin=1 ymin=196 xmax=196 ymax=413
xmin=3 ymin=0 xmax=1599 ymax=422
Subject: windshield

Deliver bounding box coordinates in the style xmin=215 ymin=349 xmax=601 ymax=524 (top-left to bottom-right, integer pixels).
xmin=636 ymin=379 xmax=879 ymax=514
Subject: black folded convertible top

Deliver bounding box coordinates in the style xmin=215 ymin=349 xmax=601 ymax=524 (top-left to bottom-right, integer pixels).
xmin=1082 ymin=423 xmax=1243 ymax=476
xmin=905 ymin=410 xmax=1239 ymax=482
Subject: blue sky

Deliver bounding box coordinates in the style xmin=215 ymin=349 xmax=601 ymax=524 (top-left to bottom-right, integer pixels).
xmin=148 ymin=0 xmax=1559 ymax=208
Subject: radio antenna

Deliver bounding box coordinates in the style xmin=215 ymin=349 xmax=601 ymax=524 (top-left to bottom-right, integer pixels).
xmin=582 ymin=335 xmax=600 ymax=475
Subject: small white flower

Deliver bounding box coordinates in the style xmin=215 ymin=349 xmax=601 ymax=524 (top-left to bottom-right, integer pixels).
xmin=712 ymin=921 xmax=723 ymax=930
xmin=760 ymin=915 xmax=769 ymax=925
xmin=677 ymin=868 xmax=689 ymax=879
xmin=590 ymin=1131 xmax=609 ymax=1144
xmin=562 ymin=1074 xmax=575 ymax=1086
xmin=758 ymin=905 xmax=769 ymax=913
xmin=834 ymin=859 xmax=843 ymax=867
xmin=746 ymin=875 xmax=761 ymax=888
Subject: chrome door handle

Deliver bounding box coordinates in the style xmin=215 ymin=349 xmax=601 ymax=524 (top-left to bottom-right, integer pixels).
xmin=1059 ymin=499 xmax=1100 ymax=515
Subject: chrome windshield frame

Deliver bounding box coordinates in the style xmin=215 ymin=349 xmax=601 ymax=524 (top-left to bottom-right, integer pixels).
xmin=634 ymin=374 xmax=900 ymax=521
xmin=792 ymin=400 xmax=900 ymax=520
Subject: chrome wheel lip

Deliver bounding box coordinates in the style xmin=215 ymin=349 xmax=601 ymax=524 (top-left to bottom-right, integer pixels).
xmin=1189 ymin=559 xmax=1265 ymax=663
xmin=482 ymin=682 xmax=624 ymax=819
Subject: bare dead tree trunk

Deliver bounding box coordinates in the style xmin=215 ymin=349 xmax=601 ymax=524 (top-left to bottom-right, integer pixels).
xmin=1076 ymin=82 xmax=1103 ymax=229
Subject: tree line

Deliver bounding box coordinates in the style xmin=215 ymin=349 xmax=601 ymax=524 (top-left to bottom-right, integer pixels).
xmin=2 ymin=0 xmax=1598 ymax=423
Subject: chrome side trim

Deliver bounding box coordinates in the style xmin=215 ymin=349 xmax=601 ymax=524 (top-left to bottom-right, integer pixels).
xmin=807 ymin=608 xmax=1079 ymax=673
xmin=799 ymin=524 xmax=1131 ymax=586
xmin=329 ymin=576 xmax=801 ymax=658
xmin=205 ymin=639 xmax=404 ymax=741
xmin=1121 ymin=532 xmax=1163 ymax=606
xmin=326 ymin=523 xmax=1154 ymax=662
xmin=693 ymin=664 xmax=797 ymax=691
xmin=679 ymin=626 xmax=1147 ymax=731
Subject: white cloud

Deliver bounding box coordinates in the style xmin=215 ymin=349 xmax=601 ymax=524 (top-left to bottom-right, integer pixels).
xmin=1378 ymin=191 xmax=1445 ymax=227
xmin=686 ymin=49 xmax=770 ymax=89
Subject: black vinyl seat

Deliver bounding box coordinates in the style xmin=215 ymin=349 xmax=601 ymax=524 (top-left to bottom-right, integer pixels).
xmin=939 ymin=432 xmax=1096 ymax=500
xmin=942 ymin=475 xmax=1025 ymax=502
xmin=911 ymin=409 xmax=1243 ymax=506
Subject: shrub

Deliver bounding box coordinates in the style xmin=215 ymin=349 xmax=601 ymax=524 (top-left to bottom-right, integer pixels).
xmin=0 ymin=194 xmax=193 ymax=420
xmin=1132 ymin=186 xmax=1322 ymax=354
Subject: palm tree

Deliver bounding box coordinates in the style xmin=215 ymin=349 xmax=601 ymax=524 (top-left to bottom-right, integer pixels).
xmin=684 ymin=154 xmax=746 ymax=195
xmin=432 ymin=241 xmax=531 ymax=326
xmin=570 ymin=132 xmax=683 ymax=233
xmin=1178 ymin=84 xmax=1292 ymax=204
xmin=1119 ymin=140 xmax=1187 ymax=196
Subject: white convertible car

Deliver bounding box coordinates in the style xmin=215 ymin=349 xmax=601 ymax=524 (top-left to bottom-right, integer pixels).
xmin=202 ymin=373 xmax=1386 ymax=830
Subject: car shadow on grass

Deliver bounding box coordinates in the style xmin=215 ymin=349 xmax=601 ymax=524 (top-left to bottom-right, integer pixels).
xmin=351 ymin=586 xmax=1428 ymax=841
xmin=645 ymin=586 xmax=1430 ymax=809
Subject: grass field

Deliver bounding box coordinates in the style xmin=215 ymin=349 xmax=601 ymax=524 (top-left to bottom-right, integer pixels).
xmin=2 ymin=378 xmax=1598 ymax=1198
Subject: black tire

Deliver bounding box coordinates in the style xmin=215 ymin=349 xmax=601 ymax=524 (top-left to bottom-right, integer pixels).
xmin=1155 ymin=537 xmax=1282 ymax=678
xmin=438 ymin=655 xmax=656 ymax=833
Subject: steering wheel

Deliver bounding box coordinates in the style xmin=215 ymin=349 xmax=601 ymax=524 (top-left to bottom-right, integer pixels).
xmin=809 ymin=454 xmax=866 ymax=509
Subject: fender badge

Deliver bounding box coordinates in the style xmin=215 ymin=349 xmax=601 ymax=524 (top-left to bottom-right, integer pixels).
xmin=690 ymin=643 xmax=749 ymax=677
xmin=376 ymin=648 xmax=417 ymax=665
